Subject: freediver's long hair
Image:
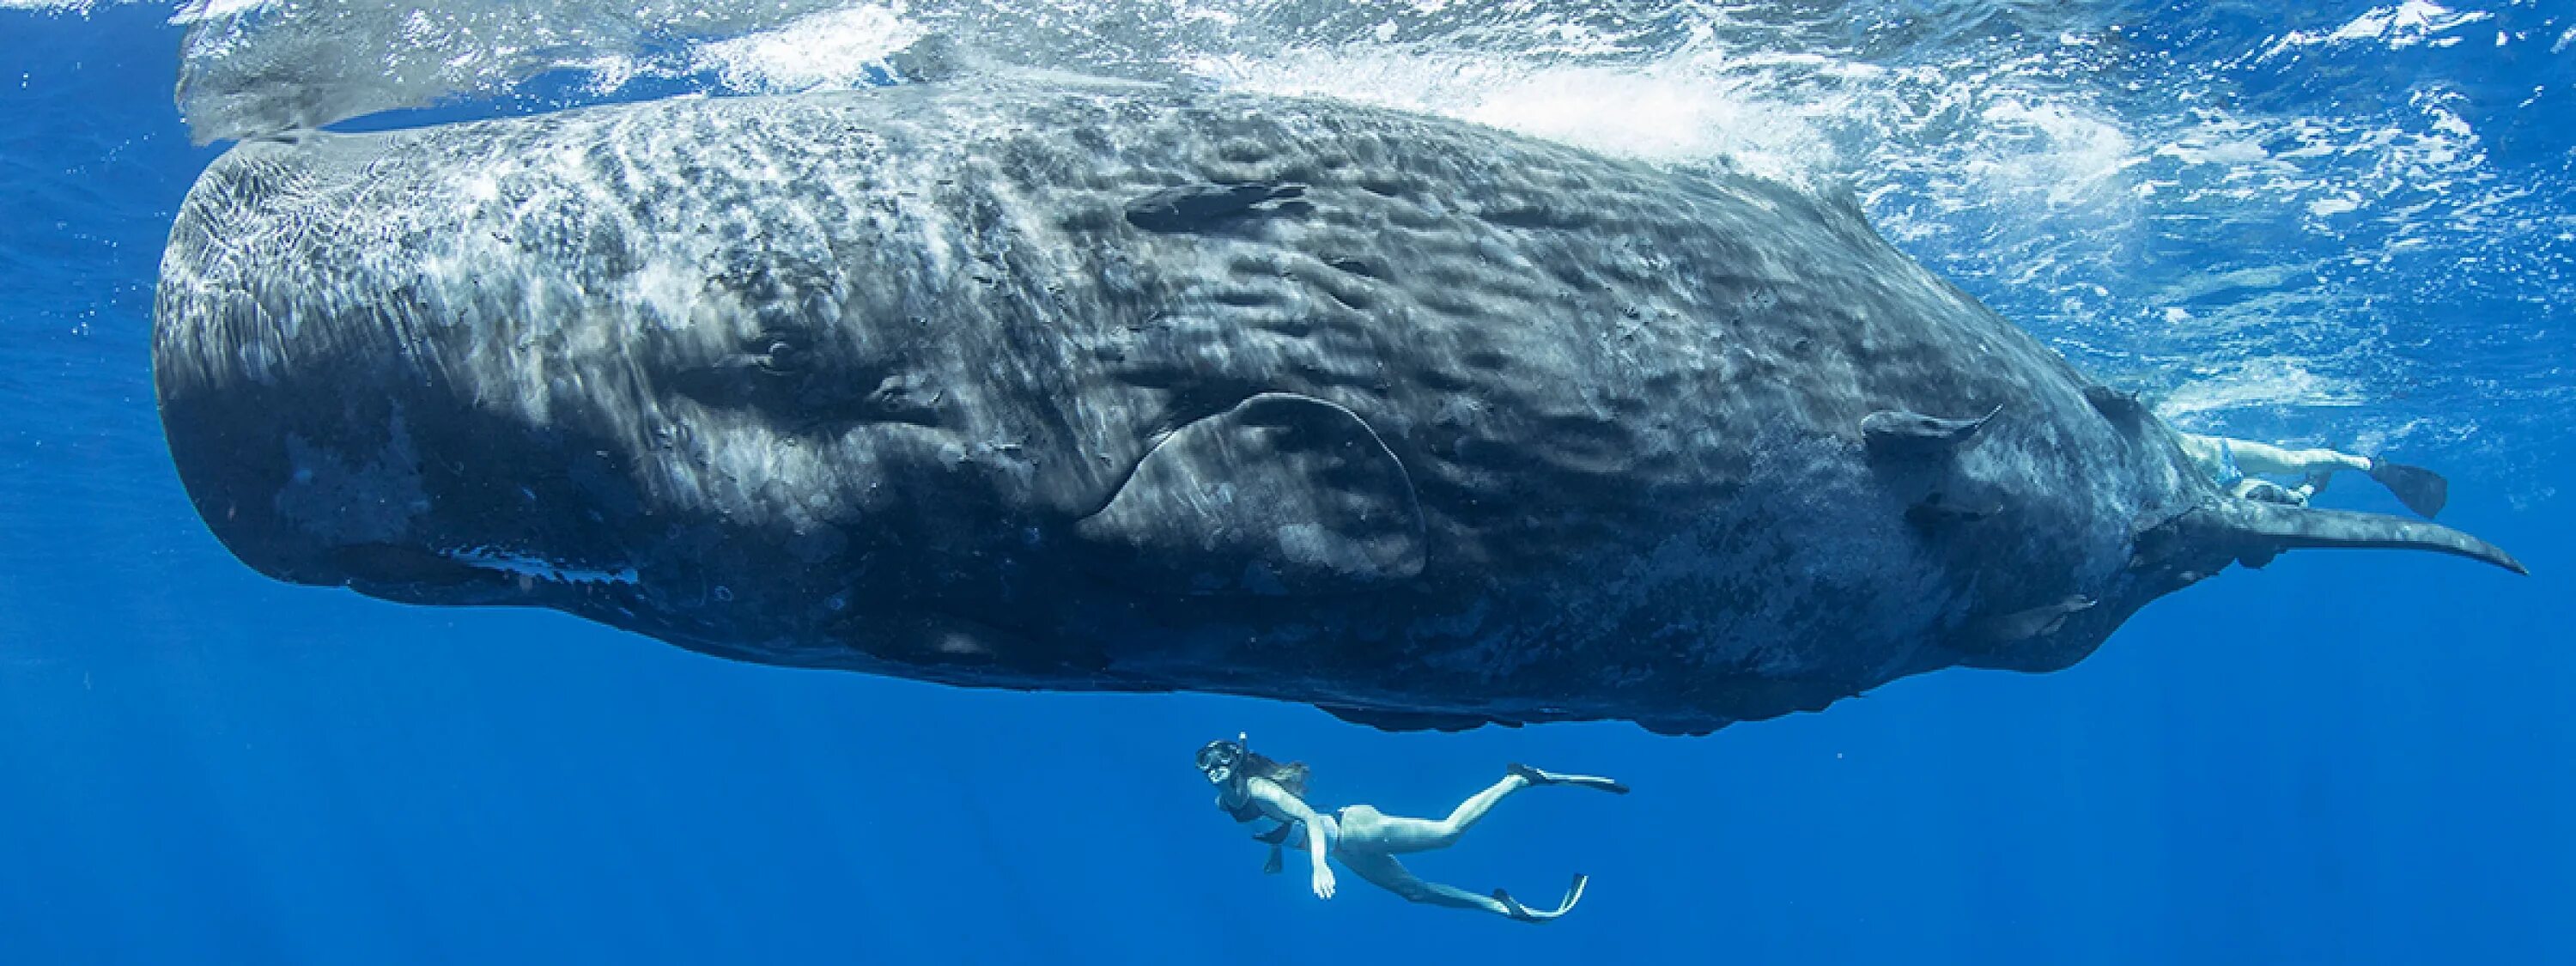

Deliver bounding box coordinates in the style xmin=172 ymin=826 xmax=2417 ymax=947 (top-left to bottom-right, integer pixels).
xmin=1239 ymin=750 xmax=1310 ymax=799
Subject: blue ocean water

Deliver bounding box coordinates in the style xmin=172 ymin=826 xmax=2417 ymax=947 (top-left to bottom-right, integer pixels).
xmin=2 ymin=2 xmax=2570 ymax=963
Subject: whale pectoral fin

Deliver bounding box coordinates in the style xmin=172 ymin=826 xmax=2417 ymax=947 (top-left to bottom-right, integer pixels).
xmin=1860 ymin=404 xmax=1998 ymax=458
xmin=2083 ymin=384 xmax=2153 ymax=425
xmin=1317 ymin=703 xmax=1492 ymax=732
xmin=1075 ymin=392 xmax=1425 ymax=596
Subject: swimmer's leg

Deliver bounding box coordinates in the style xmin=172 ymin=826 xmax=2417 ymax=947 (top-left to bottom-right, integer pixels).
xmin=1358 ymin=766 xmax=1627 ymax=855
xmin=2221 ymin=439 xmax=2372 ymax=477
xmin=1355 ymin=775 xmax=1528 ymax=854
xmin=1339 ymin=851 xmax=1525 ymax=920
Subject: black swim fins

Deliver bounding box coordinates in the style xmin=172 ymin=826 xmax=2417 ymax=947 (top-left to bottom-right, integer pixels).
xmin=2368 ymin=459 xmax=2449 ymax=518
xmin=1507 ymin=762 xmax=1631 ymax=794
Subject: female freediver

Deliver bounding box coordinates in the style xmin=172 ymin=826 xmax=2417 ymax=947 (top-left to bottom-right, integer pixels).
xmin=1194 ymin=735 xmax=1628 ymax=922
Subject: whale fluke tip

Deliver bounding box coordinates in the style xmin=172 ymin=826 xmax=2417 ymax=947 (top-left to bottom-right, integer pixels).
xmin=2191 ymin=500 xmax=2525 ymax=575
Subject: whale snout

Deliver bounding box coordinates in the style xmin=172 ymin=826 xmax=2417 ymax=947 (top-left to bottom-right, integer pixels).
xmin=154 ymin=356 xmax=663 ymax=609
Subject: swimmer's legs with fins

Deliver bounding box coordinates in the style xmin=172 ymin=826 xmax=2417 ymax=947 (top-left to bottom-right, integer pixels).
xmin=1339 ymin=854 xmax=1591 ymax=924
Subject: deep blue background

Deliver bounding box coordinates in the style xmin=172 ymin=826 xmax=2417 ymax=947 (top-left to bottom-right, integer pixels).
xmin=3 ymin=5 xmax=2570 ymax=963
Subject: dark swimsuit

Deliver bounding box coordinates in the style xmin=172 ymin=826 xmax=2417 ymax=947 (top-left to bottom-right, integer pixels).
xmin=1224 ymin=784 xmax=1318 ymax=848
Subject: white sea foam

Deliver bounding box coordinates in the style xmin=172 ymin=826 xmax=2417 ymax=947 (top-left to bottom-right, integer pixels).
xmin=692 ymin=4 xmax=920 ymax=94
xmin=169 ymin=0 xmax=270 ymax=22
xmin=2260 ymin=2 xmax=2495 ymax=59
xmin=2158 ymin=358 xmax=2368 ymax=421
xmin=1190 ymin=46 xmax=1838 ymax=179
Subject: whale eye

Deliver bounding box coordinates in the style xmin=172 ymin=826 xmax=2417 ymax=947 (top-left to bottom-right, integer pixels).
xmin=656 ymin=329 xmax=942 ymax=434
xmin=761 ymin=338 xmax=804 ymax=373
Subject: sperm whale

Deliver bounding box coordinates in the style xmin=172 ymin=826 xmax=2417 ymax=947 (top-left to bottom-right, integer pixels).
xmin=152 ymin=73 xmax=2523 ymax=734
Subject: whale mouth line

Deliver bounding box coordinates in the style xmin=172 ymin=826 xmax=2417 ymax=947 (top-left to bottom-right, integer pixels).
xmin=439 ymin=545 xmax=642 ymax=586
xmin=319 ymin=541 xmax=512 ymax=595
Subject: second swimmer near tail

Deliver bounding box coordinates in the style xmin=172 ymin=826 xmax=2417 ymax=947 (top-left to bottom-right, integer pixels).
xmin=2174 ymin=431 xmax=2451 ymax=518
xmin=1198 ymin=736 xmax=1629 ymax=923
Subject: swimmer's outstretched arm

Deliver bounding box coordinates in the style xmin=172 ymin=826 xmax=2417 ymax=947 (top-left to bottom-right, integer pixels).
xmin=1243 ymin=776 xmax=1337 ymax=899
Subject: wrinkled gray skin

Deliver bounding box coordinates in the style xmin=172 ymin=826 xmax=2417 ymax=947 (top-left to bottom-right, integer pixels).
xmin=155 ymin=73 xmax=2523 ymax=735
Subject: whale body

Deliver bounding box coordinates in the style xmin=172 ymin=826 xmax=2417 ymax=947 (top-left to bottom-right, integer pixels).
xmin=152 ymin=74 xmax=2523 ymax=734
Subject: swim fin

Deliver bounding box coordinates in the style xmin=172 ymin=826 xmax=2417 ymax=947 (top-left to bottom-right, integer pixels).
xmin=1507 ymin=762 xmax=1631 ymax=794
xmin=1493 ymin=874 xmax=1589 ymax=923
xmin=2367 ymin=459 xmax=2449 ymax=518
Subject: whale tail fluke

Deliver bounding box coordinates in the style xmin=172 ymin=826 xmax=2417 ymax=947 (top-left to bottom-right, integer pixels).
xmin=2180 ymin=499 xmax=2525 ymax=575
